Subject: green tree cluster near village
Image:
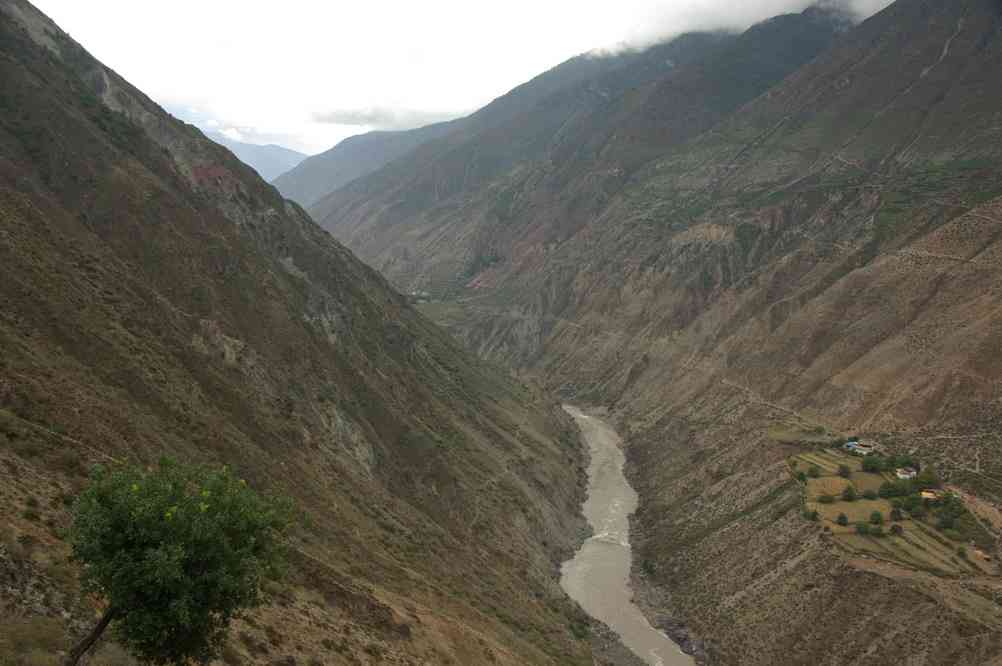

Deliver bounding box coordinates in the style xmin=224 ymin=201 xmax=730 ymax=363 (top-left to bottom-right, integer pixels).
xmin=64 ymin=459 xmax=292 ymax=665
xmin=793 ymin=444 xmax=993 ymax=566
xmin=861 ymin=453 xmax=934 ymax=483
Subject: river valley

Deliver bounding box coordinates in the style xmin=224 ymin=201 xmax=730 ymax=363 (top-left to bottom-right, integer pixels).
xmin=560 ymin=406 xmax=693 ymax=666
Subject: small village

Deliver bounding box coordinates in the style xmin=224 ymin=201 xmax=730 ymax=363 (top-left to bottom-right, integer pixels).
xmin=791 ymin=438 xmax=996 ymax=577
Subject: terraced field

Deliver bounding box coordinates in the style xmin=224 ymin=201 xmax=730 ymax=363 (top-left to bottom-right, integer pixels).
xmin=838 ymin=522 xmax=989 ymax=576
xmin=806 ymin=476 xmax=851 ymax=498
xmin=811 ymin=498 xmax=894 ymax=525
xmin=850 ymin=472 xmax=892 ymax=495
xmin=795 ymin=450 xmax=862 ymax=474
xmin=792 ymin=450 xmax=997 ymax=577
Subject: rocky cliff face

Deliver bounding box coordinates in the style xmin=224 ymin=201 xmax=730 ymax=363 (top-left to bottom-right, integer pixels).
xmin=0 ymin=2 xmax=595 ymax=663
xmin=307 ymin=0 xmax=1002 ymax=662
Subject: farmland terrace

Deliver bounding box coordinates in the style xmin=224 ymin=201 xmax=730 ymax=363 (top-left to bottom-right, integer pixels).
xmin=792 ymin=448 xmax=995 ymax=577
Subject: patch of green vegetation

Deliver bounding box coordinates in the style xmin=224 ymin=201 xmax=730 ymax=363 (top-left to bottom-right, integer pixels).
xmin=789 ymin=447 xmax=991 ymax=575
xmin=873 ymin=204 xmax=906 ymax=245
xmin=675 ymin=198 xmax=713 ymax=223
xmin=766 ymin=421 xmax=842 ymax=446
xmin=65 ymin=459 xmax=292 ymax=664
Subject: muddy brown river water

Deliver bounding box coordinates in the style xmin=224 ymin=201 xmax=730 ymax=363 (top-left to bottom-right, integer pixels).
xmin=561 ymin=405 xmax=693 ymax=666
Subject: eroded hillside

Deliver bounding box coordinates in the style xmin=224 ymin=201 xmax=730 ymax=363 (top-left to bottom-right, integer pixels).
xmin=307 ymin=0 xmax=1002 ymax=662
xmin=0 ymin=1 xmax=596 ymax=663
xmin=312 ymin=5 xmax=849 ymax=298
xmin=273 ymin=123 xmax=457 ymax=209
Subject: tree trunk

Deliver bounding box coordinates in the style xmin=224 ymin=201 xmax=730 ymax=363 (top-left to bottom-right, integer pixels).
xmin=64 ymin=606 xmax=117 ymax=666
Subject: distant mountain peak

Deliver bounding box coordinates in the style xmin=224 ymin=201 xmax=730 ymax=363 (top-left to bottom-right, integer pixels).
xmin=204 ymin=130 xmax=306 ymax=182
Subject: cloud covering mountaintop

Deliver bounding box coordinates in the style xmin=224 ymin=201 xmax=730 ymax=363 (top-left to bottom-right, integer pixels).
xmin=32 ymin=0 xmax=894 ymax=153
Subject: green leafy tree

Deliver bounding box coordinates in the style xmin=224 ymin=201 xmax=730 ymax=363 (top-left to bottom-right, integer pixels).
xmin=938 ymin=494 xmax=966 ymax=521
xmin=838 ymin=465 xmax=851 ymax=479
xmin=915 ymin=465 xmax=941 ymax=490
xmin=879 ymin=481 xmax=910 ymax=498
xmin=807 ymin=466 xmax=821 ymax=479
xmin=855 ymin=522 xmax=870 ymax=536
xmin=796 ymin=471 xmax=807 ymax=483
xmin=863 ymin=490 xmax=878 ymax=500
xmin=836 ymin=513 xmax=848 ymax=526
xmin=841 ymin=486 xmax=857 ymax=502
xmin=870 ymin=511 xmax=884 ymax=525
xmin=803 ymin=510 xmax=819 ymax=522
xmin=861 ymin=456 xmax=886 ymax=473
xmin=818 ymin=494 xmax=835 ymax=504
xmin=65 ymin=459 xmax=291 ymax=665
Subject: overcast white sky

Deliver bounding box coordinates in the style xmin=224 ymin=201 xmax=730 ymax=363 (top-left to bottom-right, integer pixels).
xmin=32 ymin=0 xmax=893 ymax=154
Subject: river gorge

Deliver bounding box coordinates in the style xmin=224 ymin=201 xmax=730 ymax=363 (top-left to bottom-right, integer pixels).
xmin=560 ymin=406 xmax=692 ymax=666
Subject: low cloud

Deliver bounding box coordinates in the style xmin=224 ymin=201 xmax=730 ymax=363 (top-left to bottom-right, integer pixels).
xmin=311 ymin=107 xmax=463 ymax=131
xmin=619 ymin=0 xmax=895 ymax=50
xmin=54 ymin=1 xmax=900 ymax=154
xmin=815 ymin=0 xmax=895 ymax=18
xmin=220 ymin=127 xmax=245 ymax=142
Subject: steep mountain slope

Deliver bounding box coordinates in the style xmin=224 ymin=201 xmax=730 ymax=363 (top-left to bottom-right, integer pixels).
xmin=273 ymin=122 xmax=457 ymax=208
xmin=311 ymin=5 xmax=849 ymax=295
xmin=277 ymin=41 xmax=719 ymax=212
xmin=456 ymin=0 xmax=1002 ymax=662
xmin=473 ymin=0 xmax=1002 ymax=428
xmin=311 ymin=0 xmax=1002 ymax=663
xmin=0 ymin=2 xmax=596 ymax=664
xmin=305 ymin=32 xmax=730 ymax=226
xmin=206 ymin=130 xmax=306 ymax=181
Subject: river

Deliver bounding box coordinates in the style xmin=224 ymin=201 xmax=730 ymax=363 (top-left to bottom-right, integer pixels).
xmin=560 ymin=405 xmax=693 ymax=666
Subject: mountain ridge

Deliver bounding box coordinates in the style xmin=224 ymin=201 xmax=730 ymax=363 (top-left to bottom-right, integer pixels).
xmin=311 ymin=5 xmax=849 ymax=297
xmin=273 ymin=41 xmax=706 ymax=211
xmin=295 ymin=0 xmax=1002 ymax=662
xmin=205 ymin=130 xmax=306 ymax=181
xmin=0 ymin=1 xmax=598 ymax=663
xmin=273 ymin=121 xmax=458 ymax=207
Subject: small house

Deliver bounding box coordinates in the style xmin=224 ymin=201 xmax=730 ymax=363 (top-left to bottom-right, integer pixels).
xmin=852 ymin=442 xmax=876 ymax=456
xmin=920 ymin=490 xmax=942 ymax=501
xmin=895 ymin=467 xmax=918 ymax=480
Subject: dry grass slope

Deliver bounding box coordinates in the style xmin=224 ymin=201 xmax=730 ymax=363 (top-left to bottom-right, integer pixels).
xmin=0 ymin=2 xmax=596 ymax=663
